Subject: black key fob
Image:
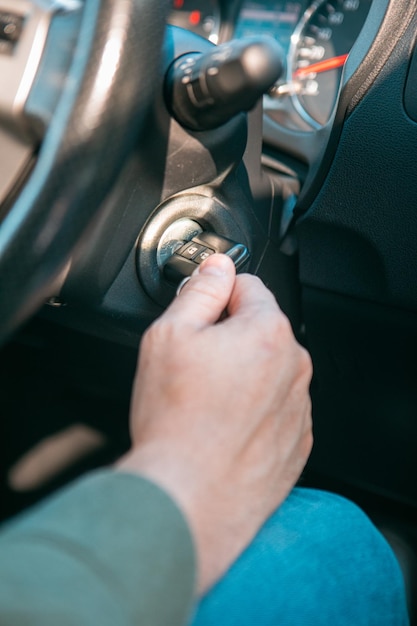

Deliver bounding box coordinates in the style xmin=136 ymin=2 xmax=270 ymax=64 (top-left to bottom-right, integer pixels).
xmin=163 ymin=231 xmax=250 ymax=285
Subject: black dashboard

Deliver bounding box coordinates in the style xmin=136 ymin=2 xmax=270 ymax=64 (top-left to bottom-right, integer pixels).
xmin=168 ymin=0 xmax=373 ymax=166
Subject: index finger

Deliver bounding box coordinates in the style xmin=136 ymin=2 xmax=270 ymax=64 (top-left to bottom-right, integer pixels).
xmin=226 ymin=273 xmax=282 ymax=320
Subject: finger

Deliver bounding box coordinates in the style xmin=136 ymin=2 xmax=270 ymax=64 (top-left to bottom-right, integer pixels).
xmin=164 ymin=254 xmax=236 ymax=330
xmin=226 ymin=273 xmax=281 ymax=320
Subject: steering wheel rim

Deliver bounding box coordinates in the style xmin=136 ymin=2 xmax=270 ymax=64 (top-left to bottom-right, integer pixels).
xmin=0 ymin=0 xmax=169 ymax=344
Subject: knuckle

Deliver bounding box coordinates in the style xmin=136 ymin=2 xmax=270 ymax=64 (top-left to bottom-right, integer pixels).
xmin=237 ymin=273 xmax=264 ymax=290
xmin=297 ymin=346 xmax=313 ymax=381
xmin=274 ymin=309 xmax=292 ymax=333
xmin=263 ymin=309 xmax=293 ymax=345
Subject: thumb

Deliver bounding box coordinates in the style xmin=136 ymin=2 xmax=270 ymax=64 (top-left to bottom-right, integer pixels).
xmin=164 ymin=254 xmax=236 ymax=330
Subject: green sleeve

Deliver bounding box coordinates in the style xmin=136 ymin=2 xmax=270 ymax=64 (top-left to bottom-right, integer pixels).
xmin=0 ymin=471 xmax=196 ymax=625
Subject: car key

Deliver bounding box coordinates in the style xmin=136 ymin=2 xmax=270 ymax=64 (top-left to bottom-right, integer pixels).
xmin=163 ymin=231 xmax=250 ymax=285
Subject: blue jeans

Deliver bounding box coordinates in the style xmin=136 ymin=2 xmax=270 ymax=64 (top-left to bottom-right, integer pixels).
xmin=191 ymin=488 xmax=409 ymax=625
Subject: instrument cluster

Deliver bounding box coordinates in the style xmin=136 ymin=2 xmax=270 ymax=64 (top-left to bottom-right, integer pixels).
xmin=168 ymin=0 xmax=373 ymax=133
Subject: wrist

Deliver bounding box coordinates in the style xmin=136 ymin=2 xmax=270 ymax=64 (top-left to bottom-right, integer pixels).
xmin=116 ymin=444 xmax=236 ymax=594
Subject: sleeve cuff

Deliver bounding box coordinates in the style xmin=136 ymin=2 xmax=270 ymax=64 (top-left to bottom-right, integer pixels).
xmin=0 ymin=470 xmax=196 ymax=626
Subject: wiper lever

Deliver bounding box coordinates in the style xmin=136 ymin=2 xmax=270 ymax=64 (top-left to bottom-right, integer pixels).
xmin=165 ymin=36 xmax=284 ymax=131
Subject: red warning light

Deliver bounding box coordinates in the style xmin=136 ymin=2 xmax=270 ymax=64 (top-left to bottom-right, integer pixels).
xmin=189 ymin=10 xmax=201 ymax=26
xmin=173 ymin=0 xmax=184 ymax=8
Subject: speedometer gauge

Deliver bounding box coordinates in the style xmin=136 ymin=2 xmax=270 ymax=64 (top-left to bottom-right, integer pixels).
xmin=289 ymin=0 xmax=372 ymax=127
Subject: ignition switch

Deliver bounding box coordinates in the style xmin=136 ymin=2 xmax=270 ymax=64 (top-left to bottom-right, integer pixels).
xmin=156 ymin=218 xmax=203 ymax=267
xmin=137 ymin=194 xmax=250 ymax=307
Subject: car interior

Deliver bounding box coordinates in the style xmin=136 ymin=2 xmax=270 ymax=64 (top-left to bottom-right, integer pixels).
xmin=0 ymin=0 xmax=416 ymax=621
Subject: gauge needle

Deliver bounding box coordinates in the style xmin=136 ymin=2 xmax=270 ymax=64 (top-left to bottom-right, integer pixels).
xmin=294 ymin=54 xmax=349 ymax=78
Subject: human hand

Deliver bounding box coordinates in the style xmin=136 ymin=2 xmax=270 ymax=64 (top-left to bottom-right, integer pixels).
xmin=117 ymin=254 xmax=313 ymax=593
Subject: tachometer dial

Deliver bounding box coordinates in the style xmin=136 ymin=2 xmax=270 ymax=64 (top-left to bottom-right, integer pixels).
xmin=289 ymin=0 xmax=372 ymax=127
xmin=168 ymin=0 xmax=221 ymax=43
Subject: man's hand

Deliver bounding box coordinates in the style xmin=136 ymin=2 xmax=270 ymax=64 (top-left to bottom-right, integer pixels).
xmin=117 ymin=254 xmax=313 ymax=593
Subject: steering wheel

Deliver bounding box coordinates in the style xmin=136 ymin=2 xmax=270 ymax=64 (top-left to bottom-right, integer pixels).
xmin=0 ymin=0 xmax=168 ymax=344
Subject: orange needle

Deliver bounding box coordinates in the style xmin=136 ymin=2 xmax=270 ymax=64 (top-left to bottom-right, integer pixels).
xmin=294 ymin=53 xmax=348 ymax=78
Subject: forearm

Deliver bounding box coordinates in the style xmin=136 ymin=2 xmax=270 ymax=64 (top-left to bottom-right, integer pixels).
xmin=0 ymin=471 xmax=196 ymax=626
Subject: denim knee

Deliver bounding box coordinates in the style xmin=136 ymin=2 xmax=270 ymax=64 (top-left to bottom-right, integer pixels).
xmin=191 ymin=488 xmax=409 ymax=626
